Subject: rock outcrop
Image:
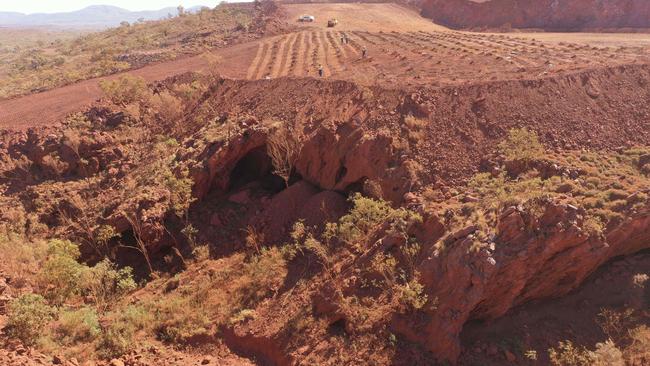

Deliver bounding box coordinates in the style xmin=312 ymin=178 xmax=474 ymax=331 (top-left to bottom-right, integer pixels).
xmin=404 ymin=200 xmax=650 ymax=361
xmin=421 ymin=0 xmax=650 ymax=30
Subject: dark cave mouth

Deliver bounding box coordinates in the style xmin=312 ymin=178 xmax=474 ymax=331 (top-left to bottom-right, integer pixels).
xmin=228 ymin=145 xmax=300 ymax=194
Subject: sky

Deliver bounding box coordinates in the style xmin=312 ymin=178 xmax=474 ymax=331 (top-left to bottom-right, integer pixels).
xmin=0 ymin=1 xmax=246 ymax=14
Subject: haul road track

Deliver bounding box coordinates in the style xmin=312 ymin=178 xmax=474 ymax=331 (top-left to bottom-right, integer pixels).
xmin=1 ymin=3 xmax=650 ymax=130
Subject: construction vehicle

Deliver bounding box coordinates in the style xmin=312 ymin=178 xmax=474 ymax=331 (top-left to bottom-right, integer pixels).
xmin=327 ymin=19 xmax=338 ymax=27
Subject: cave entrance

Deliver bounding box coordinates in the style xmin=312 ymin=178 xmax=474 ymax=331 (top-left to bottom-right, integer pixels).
xmin=228 ymin=146 xmax=286 ymax=193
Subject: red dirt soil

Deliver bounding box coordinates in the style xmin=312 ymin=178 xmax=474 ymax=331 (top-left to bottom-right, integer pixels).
xmin=1 ymin=3 xmax=649 ymax=131
xmin=459 ymin=251 xmax=650 ymax=365
xmin=190 ymin=63 xmax=650 ymax=188
xmin=421 ymin=0 xmax=650 ymax=31
xmin=0 ymin=55 xmax=210 ymax=131
xmin=1 ymin=4 xmax=650 ymax=366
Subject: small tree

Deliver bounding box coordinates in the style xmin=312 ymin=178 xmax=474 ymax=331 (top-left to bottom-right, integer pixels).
xmin=81 ymin=259 xmax=137 ymax=311
xmin=149 ymin=91 xmax=184 ymax=132
xmin=163 ymin=167 xmax=195 ymax=222
xmin=123 ymin=212 xmax=154 ymax=275
xmin=6 ymin=294 xmax=56 ymax=345
xmin=498 ymin=127 xmax=545 ymax=162
xmin=99 ymin=75 xmax=149 ymax=106
xmin=267 ymin=123 xmax=303 ymax=187
xmin=37 ymin=239 xmax=85 ymax=305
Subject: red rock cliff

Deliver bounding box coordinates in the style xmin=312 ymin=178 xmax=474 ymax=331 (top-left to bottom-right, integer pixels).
xmin=421 ymin=0 xmax=650 ymax=30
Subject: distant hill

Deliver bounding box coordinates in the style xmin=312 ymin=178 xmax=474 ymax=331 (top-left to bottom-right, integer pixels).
xmin=0 ymin=5 xmax=208 ymax=28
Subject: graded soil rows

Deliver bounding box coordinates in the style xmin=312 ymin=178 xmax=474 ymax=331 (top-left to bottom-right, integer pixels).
xmin=2 ymin=25 xmax=649 ymax=130
xmin=245 ymin=30 xmax=362 ymax=79
xmin=2 ymin=1 xmax=650 ymax=131
xmin=242 ymin=27 xmax=650 ymax=84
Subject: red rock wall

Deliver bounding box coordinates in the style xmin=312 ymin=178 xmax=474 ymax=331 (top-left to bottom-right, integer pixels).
xmin=421 ymin=0 xmax=650 ymax=30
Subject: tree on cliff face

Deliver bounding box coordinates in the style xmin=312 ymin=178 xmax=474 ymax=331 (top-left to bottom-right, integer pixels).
xmin=267 ymin=123 xmax=303 ymax=188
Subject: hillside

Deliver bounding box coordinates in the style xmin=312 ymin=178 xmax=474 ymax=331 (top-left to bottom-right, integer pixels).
xmin=421 ymin=0 xmax=650 ymax=30
xmin=0 ymin=5 xmax=207 ymax=28
xmin=0 ymin=3 xmax=283 ymax=100
xmin=0 ymin=2 xmax=649 ymax=366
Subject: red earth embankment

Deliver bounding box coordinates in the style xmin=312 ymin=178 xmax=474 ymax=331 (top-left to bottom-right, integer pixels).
xmin=193 ymin=63 xmax=650 ymax=190
xmin=421 ymin=0 xmax=650 ymax=31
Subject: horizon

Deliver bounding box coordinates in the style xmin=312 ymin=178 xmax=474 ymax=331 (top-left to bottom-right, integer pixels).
xmin=0 ymin=1 xmax=248 ymax=15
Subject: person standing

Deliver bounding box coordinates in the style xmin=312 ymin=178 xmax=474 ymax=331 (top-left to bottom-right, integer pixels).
xmin=318 ymin=64 xmax=324 ymax=77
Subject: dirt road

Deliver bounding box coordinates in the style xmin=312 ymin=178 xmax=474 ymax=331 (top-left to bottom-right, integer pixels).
xmin=1 ymin=3 xmax=649 ymax=130
xmin=283 ymin=3 xmax=448 ymax=32
xmin=0 ymin=55 xmax=212 ymax=130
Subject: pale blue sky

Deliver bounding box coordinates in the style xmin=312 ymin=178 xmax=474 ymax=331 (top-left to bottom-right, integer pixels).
xmin=1 ymin=1 xmax=247 ymax=14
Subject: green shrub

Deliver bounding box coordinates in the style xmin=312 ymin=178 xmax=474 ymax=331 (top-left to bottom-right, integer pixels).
xmin=163 ymin=168 xmax=195 ymax=220
xmin=239 ymin=246 xmax=288 ymax=306
xmin=229 ymin=309 xmax=257 ymax=325
xmin=81 ymin=259 xmax=137 ymax=311
xmin=99 ymin=75 xmax=149 ymax=105
xmin=55 ymin=307 xmax=101 ymax=345
xmin=582 ymin=216 xmax=605 ymax=237
xmin=97 ymin=320 xmax=136 ymax=358
xmin=395 ymin=276 xmax=429 ymax=312
xmin=498 ymin=128 xmax=545 ymax=162
xmin=37 ymin=239 xmax=85 ymax=305
xmin=606 ymin=199 xmax=628 ymax=212
xmin=6 ymin=294 xmax=56 ymax=345
xmin=326 ymin=193 xmax=420 ymax=252
xmin=548 ymin=340 xmax=595 ymax=366
xmin=154 ymin=297 xmax=212 ymax=344
xmin=603 ymin=189 xmax=629 ymax=201
xmin=96 ymin=305 xmax=152 ymax=358
xmin=119 ymin=305 xmax=154 ymax=331
xmin=335 ymin=193 xmax=394 ymax=244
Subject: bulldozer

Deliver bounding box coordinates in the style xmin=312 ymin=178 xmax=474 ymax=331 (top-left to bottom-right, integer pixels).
xmin=327 ymin=19 xmax=338 ymax=28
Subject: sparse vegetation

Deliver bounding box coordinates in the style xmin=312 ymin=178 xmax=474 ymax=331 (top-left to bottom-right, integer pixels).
xmin=548 ymin=340 xmax=595 ymax=366
xmin=498 ymin=127 xmax=545 ymax=162
xmin=97 ymin=305 xmax=152 ymax=359
xmin=55 ymin=307 xmax=101 ymax=345
xmin=267 ymin=122 xmax=304 ymax=187
xmin=37 ymin=239 xmax=85 ymax=305
xmin=154 ymin=296 xmax=212 ymax=344
xmin=81 ymin=259 xmax=137 ymax=311
xmin=0 ymin=4 xmax=255 ymax=99
xmin=5 ymin=294 xmax=56 ymax=346
xmin=99 ymin=75 xmax=149 ymax=106
xmin=0 ymin=22 xmax=648 ymax=364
